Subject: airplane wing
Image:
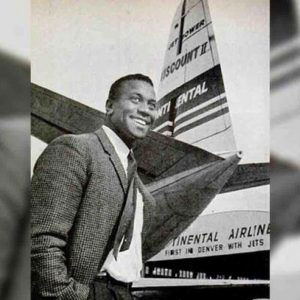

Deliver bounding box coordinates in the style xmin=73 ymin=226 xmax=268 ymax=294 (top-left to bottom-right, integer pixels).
xmin=31 ymin=83 xmax=269 ymax=192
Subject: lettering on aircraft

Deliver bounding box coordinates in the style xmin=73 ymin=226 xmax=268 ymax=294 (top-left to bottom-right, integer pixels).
xmin=161 ymin=223 xmax=270 ymax=258
xmin=175 ymin=81 xmax=208 ymax=109
xmin=157 ymin=80 xmax=208 ymax=119
xmin=149 ymin=213 xmax=270 ymax=261
xmin=168 ymin=19 xmax=206 ymax=51
xmin=160 ymin=41 xmax=208 ymax=81
xmin=172 ymin=231 xmax=219 ymax=246
xmin=228 ymin=223 xmax=270 ymax=240
xmin=157 ymin=101 xmax=171 ymax=118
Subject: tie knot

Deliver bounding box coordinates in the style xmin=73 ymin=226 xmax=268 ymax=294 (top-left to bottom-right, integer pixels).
xmin=128 ymin=150 xmax=135 ymax=161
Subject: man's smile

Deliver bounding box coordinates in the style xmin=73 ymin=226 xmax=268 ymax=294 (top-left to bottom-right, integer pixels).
xmin=131 ymin=116 xmax=151 ymax=127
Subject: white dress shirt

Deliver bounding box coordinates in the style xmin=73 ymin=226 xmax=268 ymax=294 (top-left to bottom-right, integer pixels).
xmin=100 ymin=126 xmax=144 ymax=283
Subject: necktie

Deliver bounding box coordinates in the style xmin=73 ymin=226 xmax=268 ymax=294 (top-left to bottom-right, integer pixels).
xmin=113 ymin=151 xmax=137 ymax=259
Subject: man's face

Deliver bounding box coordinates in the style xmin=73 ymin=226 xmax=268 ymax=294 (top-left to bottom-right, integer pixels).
xmin=107 ymin=80 xmax=157 ymax=143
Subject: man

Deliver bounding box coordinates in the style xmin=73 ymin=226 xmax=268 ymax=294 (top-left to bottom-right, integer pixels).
xmin=31 ymin=74 xmax=200 ymax=300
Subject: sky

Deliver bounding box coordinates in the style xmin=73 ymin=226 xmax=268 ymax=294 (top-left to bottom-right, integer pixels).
xmin=31 ymin=0 xmax=178 ymax=108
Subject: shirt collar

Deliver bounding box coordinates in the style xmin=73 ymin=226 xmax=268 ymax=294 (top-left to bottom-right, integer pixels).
xmin=103 ymin=125 xmax=130 ymax=164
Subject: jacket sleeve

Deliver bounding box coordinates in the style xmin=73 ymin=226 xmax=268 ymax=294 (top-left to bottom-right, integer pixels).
xmin=31 ymin=135 xmax=90 ymax=300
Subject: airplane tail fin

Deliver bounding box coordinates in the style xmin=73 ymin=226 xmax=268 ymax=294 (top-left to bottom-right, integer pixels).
xmin=154 ymin=0 xmax=237 ymax=157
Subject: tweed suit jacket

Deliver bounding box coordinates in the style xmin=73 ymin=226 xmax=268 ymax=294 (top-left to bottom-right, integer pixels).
xmin=31 ymin=127 xmax=199 ymax=300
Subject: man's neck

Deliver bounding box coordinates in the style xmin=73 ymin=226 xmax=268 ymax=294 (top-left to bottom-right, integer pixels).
xmin=104 ymin=118 xmax=135 ymax=149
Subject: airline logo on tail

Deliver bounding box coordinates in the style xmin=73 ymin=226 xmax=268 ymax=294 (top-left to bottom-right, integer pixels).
xmin=154 ymin=0 xmax=236 ymax=156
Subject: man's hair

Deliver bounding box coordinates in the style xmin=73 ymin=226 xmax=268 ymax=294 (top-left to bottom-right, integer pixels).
xmin=108 ymin=73 xmax=154 ymax=101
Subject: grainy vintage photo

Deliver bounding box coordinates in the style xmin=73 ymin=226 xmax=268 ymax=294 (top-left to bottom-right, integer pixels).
xmin=31 ymin=1 xmax=269 ymax=299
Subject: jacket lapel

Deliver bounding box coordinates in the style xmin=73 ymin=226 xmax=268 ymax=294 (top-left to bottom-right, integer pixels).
xmin=94 ymin=127 xmax=128 ymax=193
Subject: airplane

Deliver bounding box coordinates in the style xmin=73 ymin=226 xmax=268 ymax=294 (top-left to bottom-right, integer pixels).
xmin=31 ymin=0 xmax=269 ymax=298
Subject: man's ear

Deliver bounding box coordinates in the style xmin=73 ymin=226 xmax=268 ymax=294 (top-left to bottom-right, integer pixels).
xmin=106 ymin=99 xmax=114 ymax=115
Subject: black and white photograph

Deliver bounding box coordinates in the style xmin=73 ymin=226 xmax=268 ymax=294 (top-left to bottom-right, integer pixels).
xmin=30 ymin=0 xmax=269 ymax=299
xmin=8 ymin=0 xmax=300 ymax=299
